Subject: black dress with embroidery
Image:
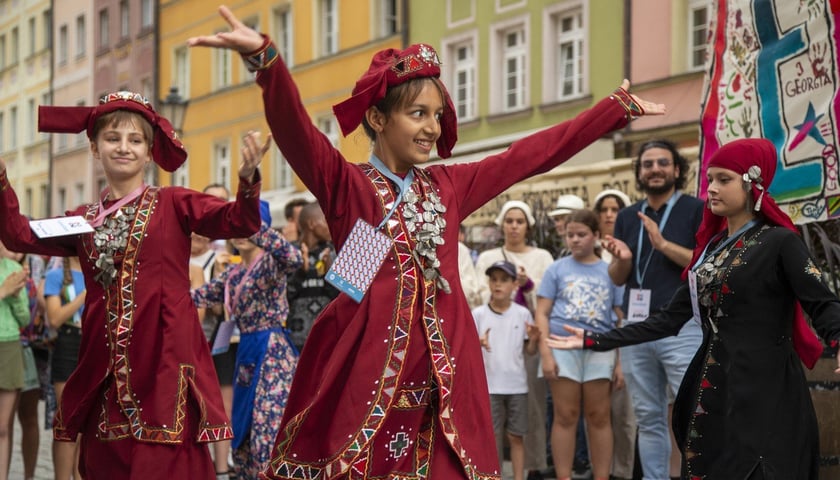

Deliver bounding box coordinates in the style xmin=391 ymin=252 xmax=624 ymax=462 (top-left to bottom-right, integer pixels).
xmin=583 ymin=223 xmax=840 ymax=479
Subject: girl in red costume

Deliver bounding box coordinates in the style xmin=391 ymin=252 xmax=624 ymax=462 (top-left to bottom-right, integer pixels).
xmin=190 ymin=6 xmax=664 ymax=479
xmin=0 ymin=92 xmax=268 ymax=479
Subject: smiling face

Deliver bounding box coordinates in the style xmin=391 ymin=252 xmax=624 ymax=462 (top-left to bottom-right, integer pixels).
xmin=638 ymin=147 xmax=679 ymax=195
xmin=90 ymin=114 xmax=152 ymax=184
xmin=706 ymin=166 xmax=750 ymax=218
xmin=369 ymin=79 xmax=443 ymax=173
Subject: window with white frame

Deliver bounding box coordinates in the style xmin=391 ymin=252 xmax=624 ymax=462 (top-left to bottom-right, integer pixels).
xmin=76 ymin=15 xmax=85 ymax=57
xmin=379 ymin=0 xmax=399 ymax=37
xmin=0 ymin=35 xmax=6 ymax=68
xmin=74 ymin=183 xmax=85 ymax=207
xmin=501 ymin=27 xmax=526 ymax=112
xmin=320 ymin=0 xmax=338 ymax=56
xmin=28 ymin=17 xmax=36 ymax=56
xmin=174 ymin=46 xmax=190 ymax=98
xmin=26 ymin=99 xmax=35 ymax=144
xmin=451 ymin=41 xmax=476 ymax=121
xmin=141 ymin=0 xmax=153 ymax=29
xmin=688 ymin=0 xmax=711 ymax=71
xmin=173 ymin=161 xmax=189 ymax=187
xmin=57 ymin=187 xmax=67 ymax=214
xmin=98 ymin=9 xmax=109 ymax=50
xmin=272 ymin=5 xmax=293 ymax=67
xmin=43 ymin=10 xmax=51 ymax=49
xmin=214 ymin=39 xmax=232 ymax=89
xmin=0 ymin=112 xmax=4 ymax=151
xmin=24 ymin=187 xmax=33 ymax=216
xmin=239 ymin=18 xmax=259 ymax=82
xmin=317 ymin=116 xmax=339 ymax=148
xmin=119 ymin=0 xmax=129 ymax=40
xmin=75 ymin=100 xmax=86 ymax=146
xmin=41 ymin=93 xmax=50 ymax=140
xmin=11 ymin=27 xmax=19 ymax=63
xmin=271 ymin=149 xmax=293 ymax=190
xmin=214 ymin=141 xmax=231 ymax=190
xmin=40 ymin=184 xmax=48 ymax=217
xmin=554 ymin=8 xmax=584 ymax=100
xmin=58 ymin=24 xmax=68 ymax=64
xmin=9 ymin=107 xmax=17 ymax=149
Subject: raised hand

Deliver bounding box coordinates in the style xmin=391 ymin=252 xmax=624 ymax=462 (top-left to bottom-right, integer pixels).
xmin=239 ymin=131 xmax=272 ymax=184
xmin=544 ymin=325 xmax=585 ymax=350
xmin=186 ymin=5 xmax=264 ymax=53
xmin=602 ymin=235 xmax=631 ymax=261
xmin=620 ymin=79 xmax=666 ymax=116
xmin=479 ymin=328 xmax=491 ymax=352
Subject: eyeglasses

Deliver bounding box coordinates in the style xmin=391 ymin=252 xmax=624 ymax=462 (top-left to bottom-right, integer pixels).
xmin=640 ymin=158 xmax=673 ymax=169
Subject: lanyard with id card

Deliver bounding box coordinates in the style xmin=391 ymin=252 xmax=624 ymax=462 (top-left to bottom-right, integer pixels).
xmin=326 ymin=156 xmax=413 ymax=303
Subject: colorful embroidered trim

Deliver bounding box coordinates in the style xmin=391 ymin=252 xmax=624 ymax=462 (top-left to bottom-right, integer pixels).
xmin=99 ymin=91 xmax=154 ymax=110
xmin=0 ymin=170 xmax=7 ymax=192
xmin=610 ymin=87 xmax=644 ymax=121
xmin=242 ymin=34 xmax=279 ymax=73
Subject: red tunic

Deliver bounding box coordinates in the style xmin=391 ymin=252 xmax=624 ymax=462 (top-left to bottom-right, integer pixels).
xmin=256 ymin=56 xmax=634 ymax=480
xmin=0 ymin=172 xmax=260 ymax=466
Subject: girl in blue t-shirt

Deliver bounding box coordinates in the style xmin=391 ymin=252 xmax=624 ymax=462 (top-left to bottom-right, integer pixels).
xmin=535 ymin=209 xmax=622 ymax=480
xmin=44 ymin=256 xmax=85 ymax=480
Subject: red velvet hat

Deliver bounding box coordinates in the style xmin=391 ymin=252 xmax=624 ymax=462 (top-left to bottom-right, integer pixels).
xmin=38 ymin=91 xmax=187 ymax=172
xmin=686 ymin=138 xmax=824 ymax=368
xmin=332 ymin=43 xmax=458 ymax=158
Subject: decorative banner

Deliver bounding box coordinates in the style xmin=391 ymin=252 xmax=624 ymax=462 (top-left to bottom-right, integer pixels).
xmin=700 ymin=0 xmax=840 ymax=224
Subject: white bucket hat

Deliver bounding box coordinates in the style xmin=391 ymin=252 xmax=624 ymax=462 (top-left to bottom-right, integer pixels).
xmin=593 ymin=189 xmax=632 ymax=209
xmin=548 ymin=194 xmax=585 ymax=218
xmin=494 ymin=200 xmax=536 ymax=227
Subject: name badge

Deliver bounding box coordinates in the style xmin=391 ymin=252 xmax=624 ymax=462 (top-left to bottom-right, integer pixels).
xmin=326 ymin=218 xmax=391 ymax=303
xmin=30 ymin=216 xmax=94 ymax=238
xmin=627 ymin=288 xmax=651 ymax=323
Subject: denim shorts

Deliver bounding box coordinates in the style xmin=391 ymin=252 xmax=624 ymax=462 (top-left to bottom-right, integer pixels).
xmin=489 ymin=393 xmax=528 ymax=437
xmin=542 ymin=348 xmax=616 ymax=383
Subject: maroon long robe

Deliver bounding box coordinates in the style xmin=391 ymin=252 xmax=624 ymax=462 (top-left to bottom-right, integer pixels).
xmin=254 ymin=52 xmax=637 ymax=480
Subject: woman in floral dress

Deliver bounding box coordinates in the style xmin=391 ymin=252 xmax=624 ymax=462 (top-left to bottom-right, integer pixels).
xmin=192 ymin=222 xmax=302 ymax=479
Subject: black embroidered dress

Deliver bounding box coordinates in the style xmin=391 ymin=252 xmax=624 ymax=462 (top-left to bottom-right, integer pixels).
xmin=584 ymin=223 xmax=840 ymax=479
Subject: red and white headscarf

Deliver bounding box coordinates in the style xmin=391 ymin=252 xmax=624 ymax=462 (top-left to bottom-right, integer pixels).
xmin=332 ymin=43 xmax=458 ymax=158
xmin=38 ymin=91 xmax=187 ymax=172
xmin=687 ymin=138 xmax=823 ymax=368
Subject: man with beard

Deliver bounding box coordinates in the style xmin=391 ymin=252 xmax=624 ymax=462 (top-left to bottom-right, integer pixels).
xmin=600 ymin=139 xmax=703 ymax=480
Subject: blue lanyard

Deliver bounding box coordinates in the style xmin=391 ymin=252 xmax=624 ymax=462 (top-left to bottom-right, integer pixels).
xmin=690 ymin=219 xmax=759 ymax=272
xmin=635 ymin=192 xmax=680 ymax=286
xmin=369 ymin=155 xmax=415 ymax=230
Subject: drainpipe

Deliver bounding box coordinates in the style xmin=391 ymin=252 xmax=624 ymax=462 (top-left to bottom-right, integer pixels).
xmin=622 ymin=0 xmax=633 ymax=158
xmin=47 ymin=0 xmax=55 ymax=216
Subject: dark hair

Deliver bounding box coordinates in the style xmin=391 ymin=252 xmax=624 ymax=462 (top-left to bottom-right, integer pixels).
xmin=594 ymin=193 xmax=627 ymax=213
xmin=564 ymin=209 xmax=600 ymax=235
xmin=90 ymin=110 xmax=154 ymax=149
xmin=361 ymin=77 xmax=446 ymax=142
xmin=284 ymin=198 xmax=309 ymax=220
xmin=633 ymin=139 xmax=689 ymax=191
xmin=202 ymin=183 xmax=230 ymax=196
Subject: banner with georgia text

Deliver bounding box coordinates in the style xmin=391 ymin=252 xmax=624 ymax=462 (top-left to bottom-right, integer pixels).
xmin=699 ymin=0 xmax=840 ymax=223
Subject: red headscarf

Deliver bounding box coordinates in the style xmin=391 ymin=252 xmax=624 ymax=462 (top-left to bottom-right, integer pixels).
xmin=687 ymin=138 xmax=823 ymax=368
xmin=38 ymin=91 xmax=187 ymax=172
xmin=332 ymin=43 xmax=458 ymax=158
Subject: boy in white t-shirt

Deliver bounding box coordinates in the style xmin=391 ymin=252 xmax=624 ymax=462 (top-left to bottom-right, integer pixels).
xmin=473 ymin=260 xmax=540 ymax=480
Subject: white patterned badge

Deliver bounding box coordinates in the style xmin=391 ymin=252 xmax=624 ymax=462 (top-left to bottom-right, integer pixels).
xmin=326 ymin=218 xmax=391 ymax=303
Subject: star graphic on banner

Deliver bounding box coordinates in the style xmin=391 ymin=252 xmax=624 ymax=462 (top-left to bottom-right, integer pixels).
xmin=789 ymin=102 xmax=826 ymax=151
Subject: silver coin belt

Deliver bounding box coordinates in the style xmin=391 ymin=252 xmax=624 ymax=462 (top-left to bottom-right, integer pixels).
xmin=401 ymin=189 xmax=451 ymax=294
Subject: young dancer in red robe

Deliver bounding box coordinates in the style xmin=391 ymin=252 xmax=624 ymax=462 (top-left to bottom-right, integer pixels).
xmin=190 ymin=6 xmax=664 ymax=479
xmin=0 ymin=92 xmax=269 ymax=479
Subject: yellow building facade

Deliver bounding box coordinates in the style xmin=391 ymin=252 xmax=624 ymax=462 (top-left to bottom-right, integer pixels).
xmin=158 ymin=0 xmax=404 ymax=224
xmin=0 ymin=0 xmax=52 ymax=218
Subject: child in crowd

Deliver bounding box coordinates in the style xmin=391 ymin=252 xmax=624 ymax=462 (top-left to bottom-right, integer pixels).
xmin=535 ymin=210 xmax=623 ymax=480
xmin=473 ymin=260 xmax=539 ymax=480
